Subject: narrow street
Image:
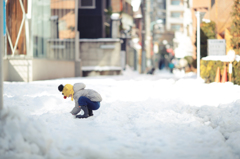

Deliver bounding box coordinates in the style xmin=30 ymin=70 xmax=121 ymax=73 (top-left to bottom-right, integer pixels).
xmin=1 ymin=70 xmax=240 ymax=159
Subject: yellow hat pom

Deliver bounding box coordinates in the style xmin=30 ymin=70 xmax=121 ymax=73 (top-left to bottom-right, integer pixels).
xmin=62 ymin=84 xmax=74 ymax=101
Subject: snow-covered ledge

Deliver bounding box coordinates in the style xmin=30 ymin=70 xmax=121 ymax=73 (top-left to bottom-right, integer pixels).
xmin=202 ymin=55 xmax=240 ymax=62
xmin=81 ymin=66 xmax=122 ymax=71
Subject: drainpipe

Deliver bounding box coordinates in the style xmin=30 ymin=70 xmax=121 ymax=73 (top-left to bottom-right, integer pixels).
xmin=141 ymin=0 xmax=146 ymax=73
xmin=74 ymin=0 xmax=81 ymax=77
xmin=0 ymin=0 xmax=4 ymax=110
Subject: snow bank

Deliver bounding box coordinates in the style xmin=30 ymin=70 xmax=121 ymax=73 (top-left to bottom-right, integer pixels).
xmin=0 ymin=107 xmax=57 ymax=159
xmin=194 ymin=99 xmax=240 ymax=157
xmin=0 ymin=106 xmax=112 ymax=159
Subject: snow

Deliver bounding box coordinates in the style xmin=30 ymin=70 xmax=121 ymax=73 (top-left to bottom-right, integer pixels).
xmin=81 ymin=66 xmax=122 ymax=71
xmin=202 ymin=55 xmax=240 ymax=62
xmin=1 ymin=67 xmax=240 ymax=159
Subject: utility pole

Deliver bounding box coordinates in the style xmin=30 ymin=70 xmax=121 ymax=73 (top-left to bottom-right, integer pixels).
xmin=0 ymin=0 xmax=4 ymax=110
xmin=75 ymin=0 xmax=81 ymax=77
xmin=196 ymin=11 xmax=200 ymax=79
xmin=141 ymin=0 xmax=146 ymax=73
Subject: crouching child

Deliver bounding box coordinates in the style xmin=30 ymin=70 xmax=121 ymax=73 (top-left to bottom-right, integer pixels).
xmin=58 ymin=83 xmax=102 ymax=118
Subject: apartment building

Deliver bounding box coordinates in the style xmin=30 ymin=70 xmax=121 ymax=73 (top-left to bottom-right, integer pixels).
xmin=166 ymin=0 xmax=184 ymax=32
xmin=166 ymin=0 xmax=193 ymax=58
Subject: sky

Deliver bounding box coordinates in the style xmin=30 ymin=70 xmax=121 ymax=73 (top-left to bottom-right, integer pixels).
xmin=1 ymin=67 xmax=240 ymax=159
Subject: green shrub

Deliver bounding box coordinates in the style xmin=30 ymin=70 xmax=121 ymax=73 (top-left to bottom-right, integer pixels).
xmin=200 ymin=60 xmax=225 ymax=83
xmin=230 ymin=0 xmax=240 ymax=55
xmin=200 ymin=60 xmax=240 ymax=84
xmin=232 ymin=61 xmax=240 ymax=85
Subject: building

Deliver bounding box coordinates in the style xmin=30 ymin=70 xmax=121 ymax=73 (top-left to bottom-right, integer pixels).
xmin=191 ymin=0 xmax=234 ymax=57
xmin=205 ymin=0 xmax=234 ymax=54
xmin=76 ymin=0 xmax=122 ymax=76
xmin=150 ymin=0 xmax=166 ymax=25
xmin=3 ymin=0 xmax=125 ymax=81
xmin=166 ymin=0 xmax=184 ymax=33
xmin=150 ymin=0 xmax=167 ymax=68
xmin=4 ymin=0 xmax=80 ymax=82
xmin=110 ymin=0 xmax=138 ymax=71
xmin=78 ymin=0 xmax=111 ymax=39
xmin=172 ymin=0 xmax=193 ymax=59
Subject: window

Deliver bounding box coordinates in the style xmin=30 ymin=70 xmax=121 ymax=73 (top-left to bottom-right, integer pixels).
xmin=171 ymin=12 xmax=181 ymax=18
xmin=171 ymin=0 xmax=181 ymax=5
xmin=79 ymin=0 xmax=95 ymax=9
xmin=171 ymin=24 xmax=181 ymax=31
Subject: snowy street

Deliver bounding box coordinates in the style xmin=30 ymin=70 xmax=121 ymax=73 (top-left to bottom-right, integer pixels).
xmin=1 ymin=69 xmax=240 ymax=159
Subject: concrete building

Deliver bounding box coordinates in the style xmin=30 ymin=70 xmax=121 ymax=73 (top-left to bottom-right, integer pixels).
xmin=166 ymin=0 xmax=193 ymax=58
xmin=166 ymin=0 xmax=184 ymax=32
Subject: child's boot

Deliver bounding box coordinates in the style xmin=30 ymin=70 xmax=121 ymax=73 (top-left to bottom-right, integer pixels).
xmin=88 ymin=107 xmax=93 ymax=116
xmin=76 ymin=105 xmax=89 ymax=118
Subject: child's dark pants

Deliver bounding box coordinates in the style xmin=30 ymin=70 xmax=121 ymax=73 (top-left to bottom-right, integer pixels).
xmin=78 ymin=96 xmax=100 ymax=116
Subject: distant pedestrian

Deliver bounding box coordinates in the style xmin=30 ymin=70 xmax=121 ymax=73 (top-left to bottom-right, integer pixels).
xmin=58 ymin=83 xmax=102 ymax=118
xmin=168 ymin=62 xmax=174 ymax=73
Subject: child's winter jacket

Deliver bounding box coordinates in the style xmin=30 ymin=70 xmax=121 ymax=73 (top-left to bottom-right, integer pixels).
xmin=70 ymin=83 xmax=102 ymax=115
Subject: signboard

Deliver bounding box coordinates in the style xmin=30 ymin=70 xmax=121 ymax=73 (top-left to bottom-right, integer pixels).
xmin=208 ymin=39 xmax=226 ymax=56
xmin=3 ymin=0 xmax=6 ymax=35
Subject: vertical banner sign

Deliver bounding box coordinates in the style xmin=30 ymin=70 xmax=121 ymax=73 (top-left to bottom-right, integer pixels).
xmin=3 ymin=0 xmax=6 ymax=35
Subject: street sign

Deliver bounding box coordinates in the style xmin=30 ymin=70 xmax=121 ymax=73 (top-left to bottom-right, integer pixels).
xmin=208 ymin=39 xmax=226 ymax=56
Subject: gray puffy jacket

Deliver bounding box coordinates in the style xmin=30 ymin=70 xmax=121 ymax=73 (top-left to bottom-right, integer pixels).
xmin=70 ymin=83 xmax=102 ymax=115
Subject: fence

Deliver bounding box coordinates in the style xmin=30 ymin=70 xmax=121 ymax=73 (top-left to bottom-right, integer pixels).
xmin=5 ymin=0 xmax=78 ymax=61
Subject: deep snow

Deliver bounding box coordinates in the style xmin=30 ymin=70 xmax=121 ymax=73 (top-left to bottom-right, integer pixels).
xmin=1 ymin=68 xmax=240 ymax=159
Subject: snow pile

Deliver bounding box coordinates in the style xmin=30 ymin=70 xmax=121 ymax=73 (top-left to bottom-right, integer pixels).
xmin=195 ymin=100 xmax=240 ymax=156
xmin=0 ymin=107 xmax=57 ymax=159
xmin=0 ymin=106 xmax=112 ymax=159
xmin=1 ymin=69 xmax=240 ymax=159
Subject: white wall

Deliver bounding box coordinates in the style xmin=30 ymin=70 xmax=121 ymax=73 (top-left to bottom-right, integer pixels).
xmin=3 ymin=58 xmax=75 ymax=82
xmin=32 ymin=59 xmax=75 ymax=81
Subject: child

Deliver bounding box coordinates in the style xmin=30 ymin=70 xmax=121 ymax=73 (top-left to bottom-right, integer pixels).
xmin=58 ymin=83 xmax=102 ymax=118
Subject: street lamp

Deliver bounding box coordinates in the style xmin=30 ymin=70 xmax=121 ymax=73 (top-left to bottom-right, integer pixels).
xmin=195 ymin=11 xmax=205 ymax=79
